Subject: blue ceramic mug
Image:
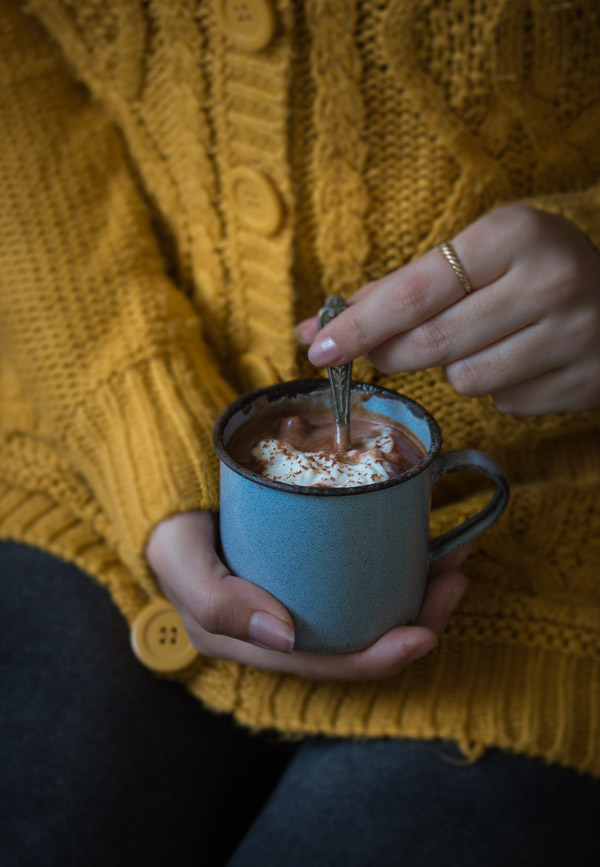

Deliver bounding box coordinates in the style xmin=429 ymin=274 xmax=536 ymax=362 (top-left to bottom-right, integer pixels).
xmin=213 ymin=379 xmax=509 ymax=653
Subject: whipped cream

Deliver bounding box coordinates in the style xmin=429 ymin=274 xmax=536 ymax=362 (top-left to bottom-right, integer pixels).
xmin=251 ymin=429 xmax=398 ymax=488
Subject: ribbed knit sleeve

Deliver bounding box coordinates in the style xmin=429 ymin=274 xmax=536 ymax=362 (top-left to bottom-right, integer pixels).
xmin=0 ymin=3 xmax=235 ymax=593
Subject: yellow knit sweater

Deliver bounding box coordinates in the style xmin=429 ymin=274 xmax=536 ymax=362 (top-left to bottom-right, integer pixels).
xmin=1 ymin=0 xmax=600 ymax=774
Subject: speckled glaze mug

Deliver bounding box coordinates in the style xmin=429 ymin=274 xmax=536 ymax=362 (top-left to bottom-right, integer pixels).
xmin=213 ymin=379 xmax=509 ymax=654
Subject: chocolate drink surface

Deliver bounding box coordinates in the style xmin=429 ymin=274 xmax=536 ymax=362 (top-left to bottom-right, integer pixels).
xmin=226 ymin=400 xmax=426 ymax=488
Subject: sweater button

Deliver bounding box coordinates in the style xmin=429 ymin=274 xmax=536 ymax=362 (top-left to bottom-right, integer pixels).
xmin=240 ymin=352 xmax=279 ymax=389
xmin=216 ymin=0 xmax=276 ymax=52
xmin=228 ymin=166 xmax=283 ymax=235
xmin=130 ymin=600 xmax=198 ymax=672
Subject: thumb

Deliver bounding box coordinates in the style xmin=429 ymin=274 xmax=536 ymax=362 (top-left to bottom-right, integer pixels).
xmin=146 ymin=511 xmax=295 ymax=653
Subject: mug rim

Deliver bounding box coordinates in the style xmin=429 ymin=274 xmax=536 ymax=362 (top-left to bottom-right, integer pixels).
xmin=212 ymin=378 xmax=442 ymax=497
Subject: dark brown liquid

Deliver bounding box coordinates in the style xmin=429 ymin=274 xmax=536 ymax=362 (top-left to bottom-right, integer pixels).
xmin=227 ymin=399 xmax=426 ymax=484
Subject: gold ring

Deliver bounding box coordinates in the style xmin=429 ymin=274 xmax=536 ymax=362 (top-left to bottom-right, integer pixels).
xmin=438 ymin=241 xmax=473 ymax=296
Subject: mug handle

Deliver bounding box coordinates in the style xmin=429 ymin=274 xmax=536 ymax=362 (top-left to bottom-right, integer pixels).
xmin=429 ymin=449 xmax=510 ymax=563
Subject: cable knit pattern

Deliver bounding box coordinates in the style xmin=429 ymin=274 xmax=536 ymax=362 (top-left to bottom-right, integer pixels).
xmin=306 ymin=0 xmax=370 ymax=296
xmin=1 ymin=0 xmax=600 ymax=775
xmin=211 ymin=0 xmax=299 ymax=385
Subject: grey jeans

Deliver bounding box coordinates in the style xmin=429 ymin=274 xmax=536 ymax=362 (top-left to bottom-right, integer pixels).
xmin=1 ymin=541 xmax=598 ymax=866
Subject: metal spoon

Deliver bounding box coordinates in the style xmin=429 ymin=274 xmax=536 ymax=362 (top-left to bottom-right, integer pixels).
xmin=317 ymin=295 xmax=353 ymax=452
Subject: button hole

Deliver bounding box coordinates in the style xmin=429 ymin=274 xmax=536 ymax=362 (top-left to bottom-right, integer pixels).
xmin=234 ymin=4 xmax=252 ymax=23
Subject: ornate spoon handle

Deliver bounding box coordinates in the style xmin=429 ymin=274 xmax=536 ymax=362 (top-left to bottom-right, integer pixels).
xmin=317 ymin=295 xmax=353 ymax=451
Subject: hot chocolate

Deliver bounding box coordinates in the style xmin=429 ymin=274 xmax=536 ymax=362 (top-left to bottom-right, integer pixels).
xmin=226 ymin=401 xmax=426 ymax=488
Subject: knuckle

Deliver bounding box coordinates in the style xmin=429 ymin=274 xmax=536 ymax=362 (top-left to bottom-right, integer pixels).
xmin=412 ymin=318 xmax=451 ymax=365
xmin=445 ymin=358 xmax=487 ymax=397
xmin=546 ymin=258 xmax=586 ymax=306
xmin=194 ymin=589 xmax=228 ymax=636
xmin=499 ymin=204 xmax=546 ymax=244
xmin=388 ymin=274 xmax=430 ymax=323
xmin=345 ymin=311 xmax=370 ymax=353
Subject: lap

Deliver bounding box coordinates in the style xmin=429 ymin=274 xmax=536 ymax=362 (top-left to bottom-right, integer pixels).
xmin=0 ymin=541 xmax=295 ymax=867
xmin=3 ymin=541 xmax=599 ymax=867
xmin=229 ymin=726 xmax=600 ymax=866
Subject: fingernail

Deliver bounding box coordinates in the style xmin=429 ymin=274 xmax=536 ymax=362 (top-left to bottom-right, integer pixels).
xmin=406 ymin=639 xmax=437 ymax=664
xmin=248 ymin=612 xmax=295 ymax=653
xmin=295 ymin=317 xmax=312 ymax=333
xmin=308 ymin=336 xmax=342 ymax=367
xmin=445 ymin=584 xmax=467 ymax=619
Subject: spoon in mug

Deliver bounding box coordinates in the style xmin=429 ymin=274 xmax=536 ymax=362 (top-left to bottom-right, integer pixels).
xmin=317 ymin=295 xmax=353 ymax=451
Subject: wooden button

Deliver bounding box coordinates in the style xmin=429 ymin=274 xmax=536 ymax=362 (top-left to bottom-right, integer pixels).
xmin=130 ymin=600 xmax=198 ymax=673
xmin=228 ymin=167 xmax=283 ymax=235
xmin=216 ymin=0 xmax=276 ymax=52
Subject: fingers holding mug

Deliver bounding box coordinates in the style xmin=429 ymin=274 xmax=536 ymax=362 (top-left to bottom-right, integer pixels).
xmin=305 ymin=219 xmax=509 ymax=370
xmin=146 ymin=510 xmax=296 ymax=654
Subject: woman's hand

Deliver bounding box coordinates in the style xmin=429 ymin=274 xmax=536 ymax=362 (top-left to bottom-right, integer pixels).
xmin=145 ymin=510 xmax=468 ymax=681
xmin=298 ymin=206 xmax=600 ymax=416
